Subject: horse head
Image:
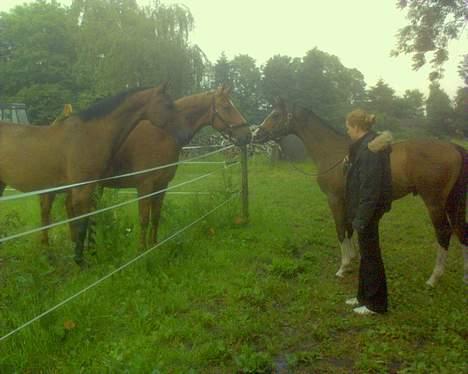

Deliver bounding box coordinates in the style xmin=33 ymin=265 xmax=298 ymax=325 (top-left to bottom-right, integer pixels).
xmin=142 ymin=82 xmax=186 ymax=128
xmin=209 ymin=84 xmax=251 ymax=146
xmin=253 ymin=97 xmax=293 ymax=143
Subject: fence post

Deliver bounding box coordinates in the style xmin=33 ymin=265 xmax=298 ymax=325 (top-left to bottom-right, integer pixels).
xmin=240 ymin=145 xmax=249 ymax=223
xmin=270 ymin=143 xmax=280 ymax=164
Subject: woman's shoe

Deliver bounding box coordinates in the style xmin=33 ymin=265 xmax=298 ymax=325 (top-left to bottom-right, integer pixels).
xmin=353 ymin=305 xmax=377 ymax=315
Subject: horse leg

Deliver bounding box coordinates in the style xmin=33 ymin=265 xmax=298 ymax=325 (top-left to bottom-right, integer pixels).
xmin=336 ymin=236 xmax=358 ymax=278
xmin=423 ymin=198 xmax=452 ymax=287
xmin=463 ymin=245 xmax=468 ymax=284
xmin=39 ymin=192 xmax=56 ymax=246
xmin=70 ymin=187 xmax=94 ymax=266
xmin=65 ymin=191 xmax=77 ymax=242
xmin=137 ymin=185 xmax=152 ymax=250
xmin=150 ymin=186 xmax=168 ymax=245
xmin=86 ymin=187 xmax=102 ymax=255
xmin=461 ymin=195 xmax=467 ymax=284
xmin=0 ymin=183 xmax=4 ymax=250
xmin=327 ymin=194 xmax=356 ymax=277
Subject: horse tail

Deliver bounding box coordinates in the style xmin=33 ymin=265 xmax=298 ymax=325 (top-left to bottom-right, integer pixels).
xmin=446 ymin=145 xmax=467 ymax=246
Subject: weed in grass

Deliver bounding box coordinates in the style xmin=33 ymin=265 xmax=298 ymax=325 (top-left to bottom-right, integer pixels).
xmin=234 ymin=345 xmax=273 ymax=373
xmin=267 ymin=258 xmax=304 ymax=279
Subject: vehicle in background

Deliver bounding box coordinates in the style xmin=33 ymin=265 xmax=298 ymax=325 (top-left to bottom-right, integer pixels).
xmin=0 ymin=103 xmax=30 ymax=124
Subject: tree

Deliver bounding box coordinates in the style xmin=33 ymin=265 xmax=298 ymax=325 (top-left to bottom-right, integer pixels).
xmin=366 ymin=79 xmax=396 ymax=114
xmin=365 ymin=79 xmax=403 ymax=131
xmin=0 ymin=0 xmax=206 ymax=123
xmin=70 ymin=0 xmax=203 ymax=98
xmin=401 ymin=89 xmax=425 ymax=119
xmin=452 ymin=87 xmax=467 ymax=137
xmin=392 ymin=0 xmax=466 ymax=80
xmin=229 ymin=54 xmax=263 ymax=123
xmin=392 ymin=89 xmax=427 ymax=133
xmin=296 ymin=48 xmax=367 ymax=127
xmin=213 ymin=52 xmax=231 ymax=87
xmin=261 ymin=54 xmax=301 ymax=104
xmin=260 ymin=49 xmax=367 ymax=129
xmin=0 ymin=0 xmax=77 ymax=123
xmin=147 ymin=1 xmax=204 ymax=96
xmin=365 ymin=82 xmax=429 ymax=134
xmin=426 ymin=83 xmax=454 ymax=136
xmin=457 ymin=53 xmax=467 ymax=86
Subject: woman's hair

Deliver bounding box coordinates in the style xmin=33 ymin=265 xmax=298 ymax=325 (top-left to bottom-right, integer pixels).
xmin=346 ymin=109 xmax=376 ymax=131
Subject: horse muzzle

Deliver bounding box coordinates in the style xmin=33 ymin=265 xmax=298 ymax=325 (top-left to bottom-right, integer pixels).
xmin=227 ymin=124 xmax=251 ymax=146
xmin=232 ymin=131 xmax=251 ymax=146
xmin=252 ymin=127 xmax=271 ymax=144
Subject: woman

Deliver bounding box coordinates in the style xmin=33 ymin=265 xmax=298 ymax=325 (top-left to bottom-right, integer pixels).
xmin=344 ymin=109 xmax=393 ymax=315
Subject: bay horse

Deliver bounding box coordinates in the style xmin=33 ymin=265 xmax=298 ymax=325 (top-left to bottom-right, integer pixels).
xmin=40 ymin=85 xmax=251 ymax=249
xmin=0 ymin=83 xmax=182 ymax=265
xmin=253 ymin=98 xmax=467 ymax=286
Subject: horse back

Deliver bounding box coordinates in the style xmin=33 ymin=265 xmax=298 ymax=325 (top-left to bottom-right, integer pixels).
xmin=390 ymin=139 xmax=463 ymax=200
xmin=0 ymin=121 xmax=68 ymax=191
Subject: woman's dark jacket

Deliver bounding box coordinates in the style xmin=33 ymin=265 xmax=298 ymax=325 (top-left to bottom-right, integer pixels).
xmin=345 ymin=131 xmax=393 ymax=232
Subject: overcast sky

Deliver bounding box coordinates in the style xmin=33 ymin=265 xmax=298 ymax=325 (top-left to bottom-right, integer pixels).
xmin=1 ymin=0 xmax=466 ymax=98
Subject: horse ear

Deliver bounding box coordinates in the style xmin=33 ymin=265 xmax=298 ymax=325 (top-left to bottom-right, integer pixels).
xmin=63 ymin=104 xmax=73 ymax=116
xmin=224 ymin=84 xmax=233 ymax=95
xmin=217 ymin=83 xmax=232 ymax=95
xmin=160 ymin=81 xmax=170 ymax=93
xmin=275 ymin=96 xmax=286 ymax=110
xmin=151 ymin=82 xmax=168 ymax=100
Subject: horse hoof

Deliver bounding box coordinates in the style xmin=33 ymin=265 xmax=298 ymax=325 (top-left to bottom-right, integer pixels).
xmin=74 ymin=257 xmax=88 ymax=269
xmin=425 ymin=279 xmax=435 ymax=288
xmin=335 ymin=269 xmax=345 ymax=278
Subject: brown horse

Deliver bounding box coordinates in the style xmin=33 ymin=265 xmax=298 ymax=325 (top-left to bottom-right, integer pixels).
xmin=0 ymin=83 xmax=182 ymax=264
xmin=253 ymin=98 xmax=467 ymax=286
xmin=40 ymin=85 xmax=251 ymax=249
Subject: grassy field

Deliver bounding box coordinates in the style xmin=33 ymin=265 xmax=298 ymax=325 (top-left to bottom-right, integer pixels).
xmin=0 ymin=153 xmax=466 ymax=373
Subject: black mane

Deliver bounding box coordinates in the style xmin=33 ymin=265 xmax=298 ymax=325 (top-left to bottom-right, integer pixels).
xmin=78 ymin=86 xmax=149 ymax=121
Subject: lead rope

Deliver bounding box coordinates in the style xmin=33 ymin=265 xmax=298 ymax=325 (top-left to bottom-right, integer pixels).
xmin=279 ymin=145 xmax=345 ymax=177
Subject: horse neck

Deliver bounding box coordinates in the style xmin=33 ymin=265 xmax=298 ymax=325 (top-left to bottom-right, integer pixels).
xmin=173 ymin=92 xmax=213 ymax=146
xmin=85 ymin=97 xmax=146 ymax=166
xmin=292 ymin=114 xmax=349 ymax=170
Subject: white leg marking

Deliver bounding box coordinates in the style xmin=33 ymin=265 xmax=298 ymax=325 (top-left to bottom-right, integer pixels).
xmin=426 ymin=245 xmax=448 ymax=287
xmin=336 ymin=237 xmax=354 ymax=277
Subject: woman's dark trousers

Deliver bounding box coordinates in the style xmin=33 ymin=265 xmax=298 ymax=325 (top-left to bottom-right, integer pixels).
xmin=357 ymin=219 xmax=388 ymax=313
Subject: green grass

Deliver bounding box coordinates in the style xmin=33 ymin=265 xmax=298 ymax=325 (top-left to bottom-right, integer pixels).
xmin=0 ymin=154 xmax=466 ymax=373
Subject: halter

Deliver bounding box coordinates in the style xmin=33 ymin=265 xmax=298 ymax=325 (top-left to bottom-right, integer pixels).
xmin=291 ymin=157 xmax=345 ymax=177
xmin=275 ymin=111 xmax=345 ymax=177
xmin=210 ymin=95 xmax=249 ymax=141
xmin=268 ymin=110 xmax=294 ymax=142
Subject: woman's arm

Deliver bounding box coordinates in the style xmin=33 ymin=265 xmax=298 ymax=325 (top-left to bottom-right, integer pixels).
xmin=352 ymin=150 xmax=383 ymax=232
